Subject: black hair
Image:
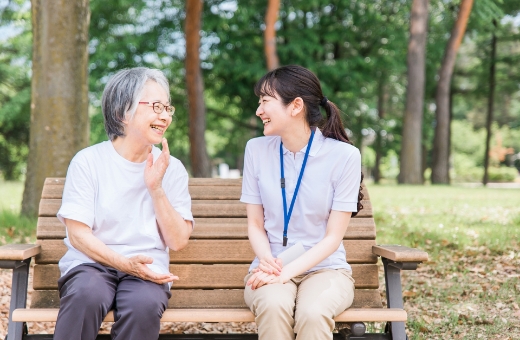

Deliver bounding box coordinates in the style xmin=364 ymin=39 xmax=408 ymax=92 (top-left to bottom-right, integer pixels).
xmin=254 ymin=65 xmax=364 ymax=216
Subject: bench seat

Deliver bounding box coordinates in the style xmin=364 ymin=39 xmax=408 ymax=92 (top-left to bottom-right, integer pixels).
xmin=1 ymin=178 xmax=427 ymax=339
xmin=12 ymin=308 xmax=407 ymax=323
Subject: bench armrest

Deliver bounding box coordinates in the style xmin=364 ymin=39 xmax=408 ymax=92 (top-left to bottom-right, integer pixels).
xmin=0 ymin=244 xmax=41 ymax=261
xmin=372 ymin=244 xmax=428 ymax=263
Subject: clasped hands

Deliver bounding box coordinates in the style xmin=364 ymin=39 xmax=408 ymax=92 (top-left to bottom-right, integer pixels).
xmin=246 ymin=254 xmax=286 ymax=290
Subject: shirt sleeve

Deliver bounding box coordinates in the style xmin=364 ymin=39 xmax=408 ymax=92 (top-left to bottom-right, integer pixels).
xmin=165 ymin=158 xmax=194 ymax=223
xmin=240 ymin=140 xmax=262 ymax=204
xmin=57 ymin=158 xmax=96 ymax=228
xmin=331 ymin=148 xmax=361 ymax=212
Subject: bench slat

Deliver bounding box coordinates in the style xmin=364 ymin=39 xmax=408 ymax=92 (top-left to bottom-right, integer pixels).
xmin=0 ymin=244 xmax=41 ymax=261
xmin=36 ymin=217 xmax=376 ymax=240
xmin=44 ymin=177 xmax=243 ymax=187
xmin=31 ymin=288 xmax=382 ymax=309
xmin=42 ymin=179 xmax=370 ymax=200
xmin=43 ymin=184 xmax=244 ymax=201
xmin=33 ymin=264 xmax=379 ymax=290
xmin=13 ymin=307 xmax=405 ymax=323
xmin=35 ymin=239 xmax=378 ymax=264
xmin=37 ymin=217 xmax=377 ymax=240
xmin=372 ymin=245 xmax=429 ymax=262
xmin=39 ymin=198 xmax=373 ymax=218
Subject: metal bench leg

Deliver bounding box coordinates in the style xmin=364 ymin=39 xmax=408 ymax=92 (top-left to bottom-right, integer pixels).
xmin=382 ymin=258 xmax=410 ymax=340
xmin=6 ymin=259 xmax=31 ymax=340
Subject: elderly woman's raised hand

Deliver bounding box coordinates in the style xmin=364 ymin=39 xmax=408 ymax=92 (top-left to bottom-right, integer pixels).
xmin=145 ymin=138 xmax=170 ymax=195
xmin=125 ymin=254 xmax=178 ymax=285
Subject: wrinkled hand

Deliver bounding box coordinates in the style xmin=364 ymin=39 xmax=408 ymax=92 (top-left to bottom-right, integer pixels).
xmin=246 ymin=270 xmax=284 ymax=290
xmin=125 ymin=255 xmax=178 ymax=285
xmin=144 ymin=138 xmax=170 ymax=194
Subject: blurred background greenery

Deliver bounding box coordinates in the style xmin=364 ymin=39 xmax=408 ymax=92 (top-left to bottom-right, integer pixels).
xmin=0 ymin=0 xmax=519 ymax=183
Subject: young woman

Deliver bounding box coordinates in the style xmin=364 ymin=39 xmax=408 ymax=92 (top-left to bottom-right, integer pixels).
xmin=54 ymin=67 xmax=193 ymax=340
xmin=240 ymin=65 xmax=363 ymax=340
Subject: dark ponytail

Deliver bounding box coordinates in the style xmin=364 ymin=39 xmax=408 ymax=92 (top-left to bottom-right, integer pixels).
xmin=254 ymin=65 xmax=364 ymax=216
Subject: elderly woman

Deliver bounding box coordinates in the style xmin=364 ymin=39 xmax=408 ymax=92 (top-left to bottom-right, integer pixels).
xmin=54 ymin=67 xmax=193 ymax=340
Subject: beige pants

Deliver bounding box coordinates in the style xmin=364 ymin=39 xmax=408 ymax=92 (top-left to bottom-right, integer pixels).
xmin=244 ymin=268 xmax=355 ymax=340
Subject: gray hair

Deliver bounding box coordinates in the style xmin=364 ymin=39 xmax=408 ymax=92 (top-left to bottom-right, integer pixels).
xmin=101 ymin=67 xmax=170 ymax=140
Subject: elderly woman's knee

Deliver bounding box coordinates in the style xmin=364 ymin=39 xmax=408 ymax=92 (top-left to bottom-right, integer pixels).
xmin=60 ymin=270 xmax=113 ymax=307
xmin=121 ymin=286 xmax=167 ymax=317
xmin=60 ymin=283 xmax=113 ymax=313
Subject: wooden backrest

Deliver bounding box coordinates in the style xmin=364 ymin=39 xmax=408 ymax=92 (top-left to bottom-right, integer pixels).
xmin=32 ymin=178 xmax=382 ymax=309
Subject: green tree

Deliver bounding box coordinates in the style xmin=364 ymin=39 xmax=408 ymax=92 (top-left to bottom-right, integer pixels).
xmin=399 ymin=0 xmax=429 ymax=184
xmin=0 ymin=0 xmax=31 ymax=180
xmin=431 ymin=0 xmax=474 ymax=184
xmin=21 ymin=0 xmax=90 ymax=216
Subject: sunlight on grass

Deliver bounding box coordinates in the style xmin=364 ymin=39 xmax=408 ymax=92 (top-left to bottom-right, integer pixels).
xmin=368 ymin=185 xmax=520 ymax=254
xmin=0 ymin=180 xmax=36 ymax=243
xmin=0 ymin=180 xmax=24 ymax=213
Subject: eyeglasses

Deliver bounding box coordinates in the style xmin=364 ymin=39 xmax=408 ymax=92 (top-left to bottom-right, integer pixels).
xmin=138 ymin=101 xmax=175 ymax=116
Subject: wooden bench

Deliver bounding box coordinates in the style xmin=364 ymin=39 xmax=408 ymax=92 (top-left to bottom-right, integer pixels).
xmin=0 ymin=177 xmax=428 ymax=340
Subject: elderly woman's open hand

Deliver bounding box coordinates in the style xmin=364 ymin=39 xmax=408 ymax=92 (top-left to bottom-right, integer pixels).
xmin=125 ymin=255 xmax=178 ymax=285
xmin=145 ymin=138 xmax=170 ymax=194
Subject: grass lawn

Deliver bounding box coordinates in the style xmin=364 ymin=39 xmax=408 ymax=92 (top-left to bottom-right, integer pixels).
xmin=0 ymin=180 xmax=35 ymax=244
xmin=0 ymin=181 xmax=519 ymax=338
xmin=368 ymin=184 xmax=520 ymax=339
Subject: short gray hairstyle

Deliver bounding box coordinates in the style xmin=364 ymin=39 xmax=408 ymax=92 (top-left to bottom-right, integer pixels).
xmin=101 ymin=67 xmax=170 ymax=140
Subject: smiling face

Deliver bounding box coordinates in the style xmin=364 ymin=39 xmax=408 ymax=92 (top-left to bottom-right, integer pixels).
xmin=123 ymin=80 xmax=172 ymax=145
xmin=256 ymin=93 xmax=295 ymax=136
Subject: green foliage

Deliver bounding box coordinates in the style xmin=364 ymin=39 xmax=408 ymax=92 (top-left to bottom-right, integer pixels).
xmin=487 ymin=166 xmax=518 ymax=182
xmin=0 ymin=0 xmax=519 ymax=180
xmin=451 ymin=120 xmax=486 ymax=169
xmin=0 ymin=0 xmax=31 ymax=180
xmin=451 ymin=121 xmax=519 ymax=182
xmin=203 ymin=0 xmax=411 ymax=169
xmin=87 ymin=0 xmax=192 ymax=166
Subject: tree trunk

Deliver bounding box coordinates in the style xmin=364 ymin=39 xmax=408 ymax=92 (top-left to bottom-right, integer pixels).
xmin=483 ymin=20 xmax=497 ymax=186
xmin=448 ymin=84 xmax=454 ymax=171
xmin=264 ymin=0 xmax=280 ymax=70
xmin=21 ymin=0 xmax=90 ymax=217
xmin=431 ymin=0 xmax=474 ymax=184
xmin=374 ymin=74 xmax=386 ymax=184
xmin=399 ymin=0 xmax=429 ymax=184
xmin=185 ymin=0 xmax=211 ymax=177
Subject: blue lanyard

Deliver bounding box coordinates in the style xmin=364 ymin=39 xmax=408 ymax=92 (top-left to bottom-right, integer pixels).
xmin=280 ymin=129 xmax=315 ymax=246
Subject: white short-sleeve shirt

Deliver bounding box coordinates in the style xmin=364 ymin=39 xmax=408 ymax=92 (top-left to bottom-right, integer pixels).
xmin=57 ymin=141 xmax=194 ymax=277
xmin=240 ymin=128 xmax=361 ymax=273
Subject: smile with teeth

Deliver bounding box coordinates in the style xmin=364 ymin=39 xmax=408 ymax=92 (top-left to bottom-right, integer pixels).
xmin=262 ymin=118 xmax=271 ymax=125
xmin=151 ymin=125 xmax=164 ymax=133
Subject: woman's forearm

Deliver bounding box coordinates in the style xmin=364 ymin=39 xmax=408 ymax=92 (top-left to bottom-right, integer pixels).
xmin=248 ymin=224 xmax=273 ymax=259
xmin=246 ymin=204 xmax=273 ymax=259
xmin=278 ymin=210 xmax=352 ymax=282
xmin=278 ymin=235 xmax=342 ymax=281
xmin=66 ymin=218 xmax=177 ymax=284
xmin=150 ymin=188 xmax=192 ymax=251
xmin=65 ymin=218 xmax=130 ymax=271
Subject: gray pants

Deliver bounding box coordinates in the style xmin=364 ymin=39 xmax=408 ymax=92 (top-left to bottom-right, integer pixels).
xmin=54 ymin=263 xmax=171 ymax=340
